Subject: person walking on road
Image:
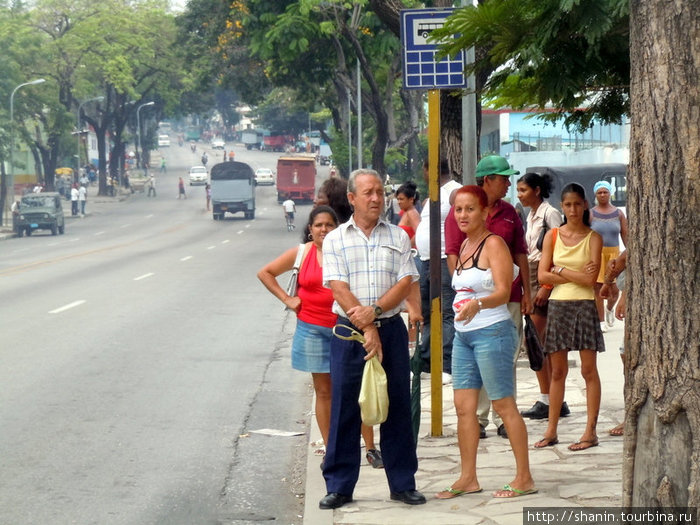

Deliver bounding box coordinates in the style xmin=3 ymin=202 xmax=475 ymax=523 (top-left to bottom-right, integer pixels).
xmin=70 ymin=184 xmax=79 ymax=216
xmin=282 ymin=198 xmax=296 ymax=230
xmin=178 ymin=177 xmax=186 ymax=199
xmin=78 ymin=184 xmax=87 ymax=216
xmin=147 ymin=175 xmax=156 ymax=197
xmin=319 ymin=169 xmax=425 ymax=510
xmin=160 ymin=157 xmax=167 ymax=173
xmin=205 ymin=183 xmax=211 ymax=211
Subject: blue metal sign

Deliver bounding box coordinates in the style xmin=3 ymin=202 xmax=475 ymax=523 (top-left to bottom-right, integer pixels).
xmin=400 ymin=8 xmax=467 ymax=90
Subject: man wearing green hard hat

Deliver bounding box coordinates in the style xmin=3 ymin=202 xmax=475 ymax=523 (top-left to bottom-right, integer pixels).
xmin=444 ymin=155 xmax=532 ymax=439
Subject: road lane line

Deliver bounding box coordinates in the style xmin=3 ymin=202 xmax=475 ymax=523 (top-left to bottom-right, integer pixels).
xmin=145 ymin=214 xmax=154 ymax=219
xmin=206 ymin=246 xmax=216 ymax=250
xmin=70 ymin=238 xmax=80 ymax=242
xmin=49 ymin=300 xmax=86 ymax=314
xmin=134 ymin=272 xmax=154 ymax=281
xmin=245 ymin=224 xmax=251 ymax=228
xmin=221 ymin=240 xmax=230 ymax=244
xmin=180 ymin=256 xmax=193 ymax=261
xmin=237 ymin=230 xmax=244 ymax=235
xmin=120 ymin=223 xmax=131 ymax=228
xmin=94 ymin=231 xmax=105 ymax=236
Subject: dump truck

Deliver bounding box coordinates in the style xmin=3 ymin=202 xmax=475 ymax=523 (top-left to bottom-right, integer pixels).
xmin=276 ymin=155 xmax=316 ymax=203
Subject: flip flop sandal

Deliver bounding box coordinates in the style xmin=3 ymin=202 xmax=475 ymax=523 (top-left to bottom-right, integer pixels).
xmin=534 ymin=436 xmax=559 ymax=448
xmin=435 ymin=486 xmax=483 ymax=499
xmin=609 ymin=424 xmax=624 ymax=436
xmin=493 ymin=484 xmax=538 ymax=498
xmin=568 ymin=438 xmax=599 ymax=451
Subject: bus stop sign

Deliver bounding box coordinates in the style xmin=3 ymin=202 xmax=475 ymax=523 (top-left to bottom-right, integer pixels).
xmin=400 ymin=8 xmax=467 ymax=90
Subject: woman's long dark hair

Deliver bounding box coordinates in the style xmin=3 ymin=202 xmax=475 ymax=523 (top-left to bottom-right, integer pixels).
xmin=561 ymin=182 xmax=591 ymax=226
xmin=396 ymin=180 xmax=419 ymax=204
xmin=517 ymin=172 xmax=554 ymax=200
xmin=307 ymin=205 xmax=339 ymax=233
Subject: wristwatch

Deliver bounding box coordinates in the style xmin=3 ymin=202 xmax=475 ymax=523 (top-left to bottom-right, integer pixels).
xmin=371 ymin=303 xmax=383 ymax=318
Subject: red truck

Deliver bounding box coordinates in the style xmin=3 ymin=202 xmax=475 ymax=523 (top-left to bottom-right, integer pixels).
xmin=276 ymin=155 xmax=316 ymax=203
xmin=263 ymin=134 xmax=293 ymax=152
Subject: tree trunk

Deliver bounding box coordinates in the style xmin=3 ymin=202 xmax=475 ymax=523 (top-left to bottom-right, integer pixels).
xmin=624 ymin=0 xmax=699 ymax=509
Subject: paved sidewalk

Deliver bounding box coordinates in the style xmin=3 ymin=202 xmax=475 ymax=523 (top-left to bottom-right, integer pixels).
xmin=303 ymin=324 xmax=625 ymax=525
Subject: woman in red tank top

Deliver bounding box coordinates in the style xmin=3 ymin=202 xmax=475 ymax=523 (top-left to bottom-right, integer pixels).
xmin=396 ymin=181 xmax=421 ymax=247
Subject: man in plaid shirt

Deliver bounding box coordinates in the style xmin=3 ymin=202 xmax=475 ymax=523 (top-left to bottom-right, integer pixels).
xmin=319 ymin=169 xmax=425 ymax=509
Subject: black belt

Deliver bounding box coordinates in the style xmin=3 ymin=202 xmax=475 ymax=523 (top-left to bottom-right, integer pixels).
xmin=338 ymin=314 xmax=403 ymax=329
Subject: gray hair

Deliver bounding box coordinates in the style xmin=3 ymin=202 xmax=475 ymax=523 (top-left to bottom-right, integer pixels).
xmin=348 ymin=169 xmax=383 ymax=193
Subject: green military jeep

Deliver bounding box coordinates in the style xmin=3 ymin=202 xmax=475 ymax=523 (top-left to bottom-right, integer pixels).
xmin=16 ymin=192 xmax=66 ymax=237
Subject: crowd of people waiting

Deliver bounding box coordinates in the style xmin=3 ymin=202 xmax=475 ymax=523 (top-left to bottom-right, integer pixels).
xmin=257 ymin=155 xmax=626 ymax=509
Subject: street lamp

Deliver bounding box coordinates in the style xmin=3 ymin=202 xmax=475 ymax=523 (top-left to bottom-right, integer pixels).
xmin=136 ymin=101 xmax=155 ymax=171
xmin=75 ymin=96 xmax=104 ymax=173
xmin=6 ymin=78 xmax=45 ymax=226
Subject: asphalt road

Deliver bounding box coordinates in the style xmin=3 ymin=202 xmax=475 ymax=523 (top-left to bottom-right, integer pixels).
xmin=0 ymin=142 xmax=330 ymax=525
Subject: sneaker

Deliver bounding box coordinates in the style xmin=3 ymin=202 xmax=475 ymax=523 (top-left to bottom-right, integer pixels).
xmin=521 ymin=401 xmax=549 ymax=420
xmin=442 ymin=372 xmax=452 ymax=384
xmin=479 ymin=424 xmax=486 ymax=439
xmin=366 ymin=449 xmax=384 ymax=469
xmin=605 ymin=308 xmax=615 ymax=328
xmin=600 ymin=321 xmax=608 ymax=333
xmin=560 ymin=401 xmax=571 ymax=417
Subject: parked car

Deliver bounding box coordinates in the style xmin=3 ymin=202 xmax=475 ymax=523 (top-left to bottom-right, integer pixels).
xmin=188 ymin=165 xmax=208 ymax=186
xmin=211 ymin=138 xmax=226 ymax=150
xmin=15 ymin=192 xmax=65 ymax=237
xmin=158 ymin=134 xmax=170 ymax=147
xmin=254 ymin=168 xmax=275 ymax=186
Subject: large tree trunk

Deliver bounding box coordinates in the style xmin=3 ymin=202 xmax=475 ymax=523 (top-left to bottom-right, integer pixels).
xmin=624 ymin=0 xmax=699 ymax=508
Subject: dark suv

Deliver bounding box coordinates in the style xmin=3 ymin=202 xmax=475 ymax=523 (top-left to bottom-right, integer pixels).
xmin=16 ymin=192 xmax=66 ymax=237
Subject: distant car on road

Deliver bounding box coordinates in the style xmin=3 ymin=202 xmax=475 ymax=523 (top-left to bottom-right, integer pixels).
xmin=158 ymin=134 xmax=170 ymax=147
xmin=188 ymin=165 xmax=208 ymax=186
xmin=16 ymin=192 xmax=65 ymax=237
xmin=254 ymin=168 xmax=275 ymax=186
xmin=211 ymin=138 xmax=226 ymax=150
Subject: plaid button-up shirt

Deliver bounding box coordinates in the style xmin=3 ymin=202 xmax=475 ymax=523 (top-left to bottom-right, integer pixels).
xmin=322 ymin=216 xmax=418 ymax=318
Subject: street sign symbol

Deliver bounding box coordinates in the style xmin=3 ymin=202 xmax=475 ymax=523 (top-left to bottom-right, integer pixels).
xmin=400 ymin=8 xmax=467 ymax=90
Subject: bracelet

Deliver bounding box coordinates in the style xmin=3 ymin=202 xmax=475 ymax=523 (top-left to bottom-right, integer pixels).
xmin=556 ymin=266 xmax=564 ymax=275
xmin=541 ymin=283 xmax=553 ymax=290
xmin=476 ymin=299 xmax=483 ymax=311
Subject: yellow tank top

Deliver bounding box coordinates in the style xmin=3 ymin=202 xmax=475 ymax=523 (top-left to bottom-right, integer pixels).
xmin=550 ymin=230 xmax=595 ymax=301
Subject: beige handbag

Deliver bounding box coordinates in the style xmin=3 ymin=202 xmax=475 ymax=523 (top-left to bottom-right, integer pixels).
xmin=358 ymin=356 xmax=389 ymax=425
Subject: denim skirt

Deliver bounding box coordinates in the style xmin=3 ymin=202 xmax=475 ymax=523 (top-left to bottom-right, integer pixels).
xmin=291 ymin=319 xmax=332 ymax=373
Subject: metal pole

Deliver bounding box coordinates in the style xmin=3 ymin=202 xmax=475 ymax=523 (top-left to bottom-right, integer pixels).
xmin=347 ymin=88 xmax=352 ymax=172
xmin=6 ymin=78 xmax=45 ymax=226
xmin=356 ymin=58 xmax=362 ymax=169
xmin=428 ymin=89 xmax=443 ymax=436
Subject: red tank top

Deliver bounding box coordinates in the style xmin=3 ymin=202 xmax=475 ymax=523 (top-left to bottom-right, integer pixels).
xmin=297 ymin=245 xmax=338 ymax=327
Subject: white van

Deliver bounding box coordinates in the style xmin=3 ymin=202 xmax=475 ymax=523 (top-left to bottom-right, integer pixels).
xmin=157 ymin=134 xmax=170 ymax=147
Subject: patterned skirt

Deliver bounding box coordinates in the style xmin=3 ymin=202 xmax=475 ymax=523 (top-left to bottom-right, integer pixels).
xmin=544 ymin=300 xmax=605 ymax=354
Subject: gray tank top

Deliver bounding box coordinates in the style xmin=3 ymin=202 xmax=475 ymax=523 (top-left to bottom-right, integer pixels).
xmin=591 ymin=209 xmax=621 ymax=247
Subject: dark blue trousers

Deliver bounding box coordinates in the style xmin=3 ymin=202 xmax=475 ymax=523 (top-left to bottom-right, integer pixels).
xmin=323 ymin=316 xmax=418 ymax=495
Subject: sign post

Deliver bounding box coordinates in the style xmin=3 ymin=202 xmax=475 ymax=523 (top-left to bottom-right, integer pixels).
xmin=401 ymin=8 xmax=468 ymax=436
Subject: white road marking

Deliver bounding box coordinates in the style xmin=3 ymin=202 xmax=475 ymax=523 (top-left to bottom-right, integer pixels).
xmin=94 ymin=231 xmax=105 ymax=236
xmin=134 ymin=272 xmax=154 ymax=281
xmin=145 ymin=214 xmax=154 ymax=219
xmin=245 ymin=224 xmax=251 ymax=228
xmin=207 ymin=246 xmax=216 ymax=250
xmin=221 ymin=240 xmax=230 ymax=244
xmin=180 ymin=256 xmax=193 ymax=261
xmin=237 ymin=230 xmax=244 ymax=235
xmin=120 ymin=223 xmax=131 ymax=228
xmin=49 ymin=300 xmax=86 ymax=314
xmin=70 ymin=238 xmax=80 ymax=242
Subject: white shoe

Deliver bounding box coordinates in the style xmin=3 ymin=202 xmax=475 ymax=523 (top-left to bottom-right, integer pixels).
xmin=442 ymin=372 xmax=452 ymax=385
xmin=600 ymin=321 xmax=608 ymax=333
xmin=605 ymin=308 xmax=615 ymax=328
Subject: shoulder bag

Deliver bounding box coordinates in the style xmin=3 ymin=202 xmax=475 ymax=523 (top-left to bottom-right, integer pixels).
xmin=524 ymin=315 xmax=545 ymax=371
xmin=284 ymin=244 xmax=305 ymax=310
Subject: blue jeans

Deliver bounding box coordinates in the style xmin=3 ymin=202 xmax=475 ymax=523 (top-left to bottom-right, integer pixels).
xmin=452 ymin=319 xmax=518 ymax=400
xmin=417 ymin=257 xmax=455 ymax=374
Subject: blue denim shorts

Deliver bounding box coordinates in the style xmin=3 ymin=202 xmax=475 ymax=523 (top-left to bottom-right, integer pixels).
xmin=451 ymin=319 xmax=518 ymax=400
xmin=291 ymin=319 xmax=332 ymax=373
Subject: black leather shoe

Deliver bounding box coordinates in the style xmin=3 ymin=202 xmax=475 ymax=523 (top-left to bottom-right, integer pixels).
xmin=479 ymin=424 xmax=487 ymax=439
xmin=390 ymin=489 xmax=426 ymax=505
xmin=560 ymin=401 xmax=571 ymax=417
xmin=319 ymin=492 xmax=353 ymax=509
xmin=497 ymin=424 xmax=508 ymax=438
xmin=521 ymin=401 xmax=549 ymax=419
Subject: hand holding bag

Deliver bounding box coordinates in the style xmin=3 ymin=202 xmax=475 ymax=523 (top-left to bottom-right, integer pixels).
xmin=284 ymin=244 xmax=305 ymax=310
xmin=524 ymin=315 xmax=545 ymax=371
xmin=358 ymin=356 xmax=389 ymax=425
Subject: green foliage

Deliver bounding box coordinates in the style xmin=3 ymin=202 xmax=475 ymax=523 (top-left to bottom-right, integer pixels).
xmin=435 ymin=0 xmax=630 ymax=132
